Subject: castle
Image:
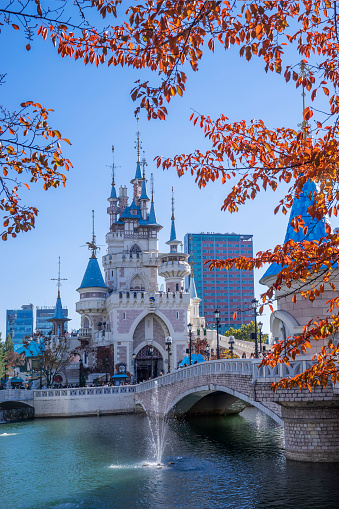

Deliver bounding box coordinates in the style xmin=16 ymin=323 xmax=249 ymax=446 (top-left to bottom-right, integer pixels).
xmin=75 ymin=140 xmax=205 ymax=380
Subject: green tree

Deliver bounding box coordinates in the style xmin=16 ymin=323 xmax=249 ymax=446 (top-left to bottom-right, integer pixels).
xmin=225 ymin=322 xmax=268 ymax=344
xmin=5 ymin=334 xmax=14 ymax=352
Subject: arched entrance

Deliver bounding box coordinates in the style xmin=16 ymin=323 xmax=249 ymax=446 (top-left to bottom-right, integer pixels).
xmin=135 ymin=345 xmax=163 ymax=382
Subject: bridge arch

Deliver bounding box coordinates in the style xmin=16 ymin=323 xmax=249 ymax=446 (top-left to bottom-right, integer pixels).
xmin=164 ymin=384 xmax=283 ymax=425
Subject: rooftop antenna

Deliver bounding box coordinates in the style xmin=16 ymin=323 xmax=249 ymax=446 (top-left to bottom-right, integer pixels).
xmin=111 ymin=145 xmax=115 ymax=185
xmin=150 ymin=173 xmax=154 ymax=203
xmin=86 ymin=210 xmax=100 ymax=258
xmin=171 ymin=186 xmax=175 ymax=221
xmin=135 ymin=116 xmax=142 ymax=163
xmin=189 ymin=235 xmax=195 ymax=278
xmin=141 ymin=150 xmax=147 ymax=179
xmin=51 ymin=257 xmax=67 ymax=299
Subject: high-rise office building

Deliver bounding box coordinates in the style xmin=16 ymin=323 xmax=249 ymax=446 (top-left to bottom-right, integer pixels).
xmin=6 ymin=304 xmax=34 ymax=345
xmin=36 ymin=306 xmax=68 ymax=336
xmin=184 ymin=233 xmax=255 ymax=330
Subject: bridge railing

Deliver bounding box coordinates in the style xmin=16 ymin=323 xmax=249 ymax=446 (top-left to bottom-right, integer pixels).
xmin=33 ymin=386 xmax=136 ymax=398
xmin=0 ymin=389 xmax=34 ymax=402
xmin=135 ymin=358 xmax=317 ymax=392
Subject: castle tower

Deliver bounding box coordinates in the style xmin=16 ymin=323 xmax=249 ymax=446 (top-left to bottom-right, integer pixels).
xmin=76 ymin=212 xmax=108 ymax=333
xmin=107 ymin=146 xmax=119 ymax=227
xmin=158 ymin=188 xmax=191 ymax=292
xmin=260 ymin=179 xmax=338 ymax=350
xmin=48 ymin=258 xmax=70 ymax=337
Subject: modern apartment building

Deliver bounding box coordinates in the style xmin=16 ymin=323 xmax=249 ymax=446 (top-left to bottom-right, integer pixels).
xmin=184 ymin=232 xmax=255 ymax=330
xmin=6 ymin=304 xmax=34 ymax=345
xmin=36 ymin=306 xmax=68 ymax=336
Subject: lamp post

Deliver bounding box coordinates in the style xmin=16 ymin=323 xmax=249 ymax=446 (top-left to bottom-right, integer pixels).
xmin=214 ymin=309 xmax=221 ymax=360
xmin=228 ymin=335 xmax=235 ymax=359
xmin=79 ymin=358 xmax=83 ymax=387
xmin=251 ymin=299 xmax=259 ymax=359
xmin=187 ymin=323 xmax=193 ymax=365
xmin=39 ymin=358 xmax=43 ymax=389
xmin=149 ymin=344 xmax=154 ymax=378
xmin=165 ymin=336 xmax=172 ymax=374
xmin=205 ymin=343 xmax=210 ymax=361
xmin=132 ymin=353 xmax=137 ymax=382
xmin=105 ymin=355 xmax=109 ymax=384
xmin=258 ymin=321 xmax=263 ymax=354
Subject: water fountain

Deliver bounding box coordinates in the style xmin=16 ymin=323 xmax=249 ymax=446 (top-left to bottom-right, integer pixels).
xmin=145 ymin=381 xmax=169 ymax=467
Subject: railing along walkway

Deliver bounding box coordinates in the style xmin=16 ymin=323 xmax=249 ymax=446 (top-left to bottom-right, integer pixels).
xmin=34 ymin=386 xmax=136 ymax=398
xmin=135 ymin=359 xmax=315 ymax=393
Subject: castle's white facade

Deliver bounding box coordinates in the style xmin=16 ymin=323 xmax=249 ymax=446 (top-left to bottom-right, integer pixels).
xmin=75 ymin=149 xmax=205 ymax=380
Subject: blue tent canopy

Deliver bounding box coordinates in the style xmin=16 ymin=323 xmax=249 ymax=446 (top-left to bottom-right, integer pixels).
xmin=179 ymin=354 xmax=205 ymax=367
xmin=111 ymin=374 xmax=129 ymax=379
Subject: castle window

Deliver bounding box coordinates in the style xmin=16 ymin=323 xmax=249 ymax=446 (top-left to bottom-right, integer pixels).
xmin=123 ymin=312 xmax=126 ymax=320
xmin=130 ymin=244 xmax=142 ymax=258
xmin=176 ymin=312 xmax=179 ymax=319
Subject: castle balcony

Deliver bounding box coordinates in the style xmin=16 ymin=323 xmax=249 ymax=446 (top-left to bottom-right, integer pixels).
xmin=158 ymin=262 xmax=191 ymax=280
xmin=78 ymin=328 xmax=92 ymax=339
xmin=107 ymin=290 xmax=191 ymax=308
xmin=94 ymin=330 xmax=113 ymax=346
xmin=76 ymin=300 xmax=106 ymax=314
xmin=102 ymin=251 xmax=160 ymax=268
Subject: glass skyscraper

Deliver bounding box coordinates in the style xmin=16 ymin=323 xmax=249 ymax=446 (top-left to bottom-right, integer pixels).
xmin=184 ymin=233 xmax=255 ymax=330
xmin=6 ymin=304 xmax=34 ymax=345
xmin=36 ymin=307 xmax=68 ymax=336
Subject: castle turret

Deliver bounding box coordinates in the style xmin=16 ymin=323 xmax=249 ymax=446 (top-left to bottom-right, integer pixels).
xmin=158 ymin=188 xmax=190 ymax=292
xmin=76 ymin=213 xmax=108 ymax=332
xmin=48 ymin=258 xmax=70 ymax=337
xmin=107 ymin=145 xmax=119 ymax=227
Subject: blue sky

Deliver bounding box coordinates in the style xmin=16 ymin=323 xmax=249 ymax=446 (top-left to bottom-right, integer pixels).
xmin=1 ymin=12 xmax=331 ymax=339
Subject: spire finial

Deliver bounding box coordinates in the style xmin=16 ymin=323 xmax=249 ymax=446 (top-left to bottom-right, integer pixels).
xmin=171 ymin=186 xmax=175 ymax=221
xmin=51 ymin=256 xmax=67 ymax=299
xmin=111 ymin=145 xmax=115 ymax=185
xmin=135 ymin=116 xmax=142 ymax=163
xmin=151 ymin=173 xmax=154 ymax=203
xmin=190 ymin=235 xmax=194 ymax=277
xmin=300 ymin=60 xmax=308 ymax=140
xmin=85 ymin=210 xmax=99 ymax=258
xmin=142 ymin=150 xmax=147 ymax=179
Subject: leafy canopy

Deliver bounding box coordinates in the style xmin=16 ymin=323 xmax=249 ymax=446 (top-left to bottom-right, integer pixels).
xmin=2 ymin=1 xmax=339 ymax=389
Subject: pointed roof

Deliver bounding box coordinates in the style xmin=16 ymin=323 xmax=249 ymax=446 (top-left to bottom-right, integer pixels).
xmin=170 ymin=219 xmax=178 ymax=241
xmin=78 ymin=257 xmax=107 ymax=290
xmin=110 ymin=183 xmax=117 ymax=199
xmin=53 ymin=296 xmax=67 ymax=320
xmin=189 ymin=276 xmax=199 ymax=300
xmin=260 ymin=179 xmax=329 ymax=283
xmin=140 ymin=179 xmax=150 ymax=201
xmin=148 ymin=200 xmax=158 ymax=224
xmin=134 ymin=161 xmax=142 ymax=180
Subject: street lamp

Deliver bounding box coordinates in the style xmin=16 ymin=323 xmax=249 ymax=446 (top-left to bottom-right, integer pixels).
xmin=205 ymin=343 xmax=210 ymax=361
xmin=187 ymin=323 xmax=193 ymax=365
xmin=251 ymin=299 xmax=259 ymax=359
xmin=132 ymin=353 xmax=137 ymax=382
xmin=165 ymin=336 xmax=172 ymax=374
xmin=105 ymin=355 xmax=109 ymax=384
xmin=228 ymin=335 xmax=235 ymax=359
xmin=214 ymin=309 xmax=221 ymax=360
xmin=258 ymin=321 xmax=263 ymax=354
xmin=149 ymin=344 xmax=154 ymax=378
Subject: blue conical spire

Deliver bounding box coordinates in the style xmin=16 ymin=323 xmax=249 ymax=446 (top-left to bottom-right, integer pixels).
xmin=134 ymin=161 xmax=142 ymax=180
xmin=189 ymin=275 xmax=198 ymax=299
xmin=78 ymin=257 xmax=107 ymax=290
xmin=53 ymin=296 xmax=65 ymax=319
xmin=260 ymin=179 xmax=329 ymax=282
xmin=170 ymin=218 xmax=177 ymax=241
xmin=140 ymin=178 xmax=149 ymax=201
xmin=148 ymin=200 xmax=157 ymax=224
xmin=110 ymin=183 xmax=117 ymax=199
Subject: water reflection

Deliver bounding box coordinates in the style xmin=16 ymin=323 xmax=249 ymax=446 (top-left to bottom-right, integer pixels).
xmin=0 ymin=408 xmax=338 ymax=509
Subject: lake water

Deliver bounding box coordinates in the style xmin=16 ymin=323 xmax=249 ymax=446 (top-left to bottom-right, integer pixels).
xmin=1 ymin=408 xmax=338 ymax=509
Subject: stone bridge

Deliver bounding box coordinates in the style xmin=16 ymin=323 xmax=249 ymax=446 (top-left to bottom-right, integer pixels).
xmin=135 ymin=359 xmax=339 ymax=462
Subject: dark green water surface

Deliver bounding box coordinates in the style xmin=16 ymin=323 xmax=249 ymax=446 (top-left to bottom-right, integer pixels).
xmin=1 ymin=408 xmax=338 ymax=509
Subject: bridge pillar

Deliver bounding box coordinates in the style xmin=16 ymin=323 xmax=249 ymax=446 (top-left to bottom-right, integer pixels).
xmin=281 ymin=403 xmax=339 ymax=462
